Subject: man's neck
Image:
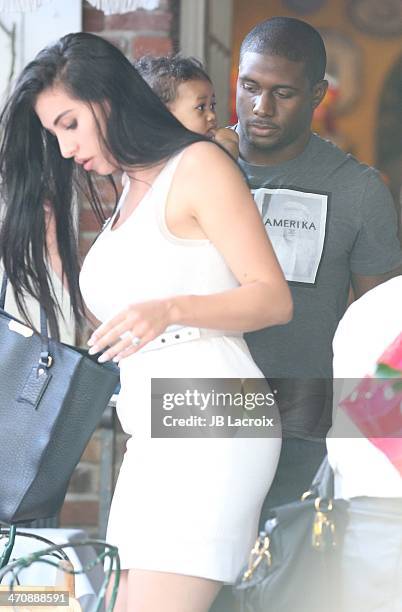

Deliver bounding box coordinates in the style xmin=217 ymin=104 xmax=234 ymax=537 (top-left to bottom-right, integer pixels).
xmin=239 ymin=129 xmax=312 ymax=166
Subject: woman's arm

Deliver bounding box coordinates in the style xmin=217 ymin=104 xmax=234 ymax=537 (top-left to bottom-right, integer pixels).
xmin=166 ymin=141 xmax=292 ymax=331
xmin=88 ymin=142 xmax=292 ymax=361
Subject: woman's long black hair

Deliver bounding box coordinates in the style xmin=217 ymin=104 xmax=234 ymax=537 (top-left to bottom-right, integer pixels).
xmin=0 ymin=32 xmax=205 ymax=337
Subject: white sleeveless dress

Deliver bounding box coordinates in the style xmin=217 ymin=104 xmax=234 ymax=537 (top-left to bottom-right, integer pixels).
xmin=79 ymin=148 xmax=281 ymax=583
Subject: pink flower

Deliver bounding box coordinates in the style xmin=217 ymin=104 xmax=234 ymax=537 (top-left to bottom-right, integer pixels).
xmin=377 ymin=332 xmax=402 ymax=373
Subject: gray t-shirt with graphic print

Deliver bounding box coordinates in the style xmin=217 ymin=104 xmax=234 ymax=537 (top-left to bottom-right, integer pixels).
xmin=239 ymin=133 xmax=402 ymax=437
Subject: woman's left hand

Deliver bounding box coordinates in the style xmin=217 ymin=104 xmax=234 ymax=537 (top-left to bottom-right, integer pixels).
xmin=87 ymin=299 xmax=174 ymax=363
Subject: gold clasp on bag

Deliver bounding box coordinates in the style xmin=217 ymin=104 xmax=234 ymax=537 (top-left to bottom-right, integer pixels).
xmin=242 ymin=534 xmax=272 ymax=581
xmin=312 ymin=497 xmax=336 ymax=551
xmin=38 ymin=354 xmax=53 ymax=376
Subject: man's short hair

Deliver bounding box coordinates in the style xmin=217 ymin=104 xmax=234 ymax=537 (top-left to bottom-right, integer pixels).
xmin=240 ymin=17 xmax=326 ymax=85
xmin=134 ymin=55 xmax=211 ymax=105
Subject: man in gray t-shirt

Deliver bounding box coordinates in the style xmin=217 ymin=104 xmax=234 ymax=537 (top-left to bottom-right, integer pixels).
xmin=236 ymin=17 xmax=402 ymax=510
xmin=211 ymin=17 xmax=402 ymax=612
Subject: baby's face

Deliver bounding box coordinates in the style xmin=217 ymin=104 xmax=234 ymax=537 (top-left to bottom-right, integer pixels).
xmin=167 ymin=78 xmax=217 ymax=137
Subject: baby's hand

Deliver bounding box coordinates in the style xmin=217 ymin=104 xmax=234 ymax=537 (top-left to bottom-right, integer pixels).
xmin=213 ymin=127 xmax=239 ymax=159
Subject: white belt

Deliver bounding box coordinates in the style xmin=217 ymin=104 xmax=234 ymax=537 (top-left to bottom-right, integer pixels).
xmin=140 ymin=326 xmax=242 ymax=353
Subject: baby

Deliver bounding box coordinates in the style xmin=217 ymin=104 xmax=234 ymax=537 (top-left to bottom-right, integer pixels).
xmin=135 ymin=55 xmax=239 ymax=158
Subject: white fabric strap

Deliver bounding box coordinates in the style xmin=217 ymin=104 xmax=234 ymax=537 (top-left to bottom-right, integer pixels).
xmin=86 ymin=0 xmax=159 ymax=14
xmin=0 ymin=0 xmax=159 ymax=13
xmin=0 ymin=0 xmax=49 ymax=10
xmin=141 ymin=327 xmax=241 ymax=353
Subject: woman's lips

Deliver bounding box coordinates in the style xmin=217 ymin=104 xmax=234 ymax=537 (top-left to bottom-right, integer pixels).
xmin=75 ymin=157 xmax=93 ymax=171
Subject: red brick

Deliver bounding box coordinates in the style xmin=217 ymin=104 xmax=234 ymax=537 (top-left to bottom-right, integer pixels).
xmin=132 ymin=35 xmax=172 ymax=58
xmin=115 ymin=432 xmax=129 ymax=460
xmin=80 ymin=200 xmax=118 ymax=221
xmin=60 ymin=500 xmax=99 ymax=527
xmin=81 ymin=202 xmax=116 ymax=222
xmin=68 ymin=464 xmax=98 ymax=495
xmin=98 ymin=179 xmax=121 ymax=204
xmin=105 ymin=10 xmax=171 ymax=32
xmin=81 ymin=433 xmax=102 ymax=463
xmin=101 ymin=34 xmax=128 ymax=55
xmin=79 ymin=234 xmax=98 ymax=258
xmin=80 ymin=208 xmax=103 ymax=233
xmin=83 ymin=4 xmax=104 ymax=32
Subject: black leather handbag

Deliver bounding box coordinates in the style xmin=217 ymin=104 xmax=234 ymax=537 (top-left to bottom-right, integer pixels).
xmin=0 ymin=275 xmax=119 ymax=525
xmin=234 ymin=459 xmax=349 ymax=612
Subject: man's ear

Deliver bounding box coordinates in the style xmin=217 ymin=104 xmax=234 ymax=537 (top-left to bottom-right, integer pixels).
xmin=311 ymin=79 xmax=328 ymax=110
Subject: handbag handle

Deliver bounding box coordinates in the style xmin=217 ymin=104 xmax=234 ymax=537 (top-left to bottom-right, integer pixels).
xmin=0 ymin=273 xmax=52 ymax=371
xmin=0 ymin=272 xmax=6 ymax=310
xmin=310 ymin=456 xmax=334 ymax=498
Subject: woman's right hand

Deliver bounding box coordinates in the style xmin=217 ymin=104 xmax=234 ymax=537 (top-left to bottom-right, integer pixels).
xmin=87 ymin=298 xmax=175 ymax=363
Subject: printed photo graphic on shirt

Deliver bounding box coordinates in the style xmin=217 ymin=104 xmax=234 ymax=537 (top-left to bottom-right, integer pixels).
xmin=253 ymin=187 xmax=328 ymax=284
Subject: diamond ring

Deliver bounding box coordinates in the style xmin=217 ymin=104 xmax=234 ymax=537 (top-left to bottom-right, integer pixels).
xmin=121 ymin=330 xmax=141 ymax=346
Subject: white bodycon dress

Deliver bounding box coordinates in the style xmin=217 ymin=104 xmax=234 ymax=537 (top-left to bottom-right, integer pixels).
xmin=79 ymin=148 xmax=281 ymax=583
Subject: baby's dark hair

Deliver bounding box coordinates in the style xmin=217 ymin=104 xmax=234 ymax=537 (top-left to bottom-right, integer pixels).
xmin=134 ymin=55 xmax=212 ymax=105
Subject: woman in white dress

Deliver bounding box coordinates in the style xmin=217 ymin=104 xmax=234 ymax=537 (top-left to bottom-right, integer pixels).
xmin=0 ymin=33 xmax=292 ymax=612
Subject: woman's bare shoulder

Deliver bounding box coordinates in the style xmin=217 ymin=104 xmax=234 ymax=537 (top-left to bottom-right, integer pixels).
xmin=177 ymin=140 xmax=241 ymax=181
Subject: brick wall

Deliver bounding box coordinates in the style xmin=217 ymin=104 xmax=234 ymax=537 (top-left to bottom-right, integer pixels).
xmin=79 ymin=0 xmax=176 ymax=256
xmin=60 ymin=427 xmax=129 ymax=536
xmin=60 ymin=431 xmax=102 ymax=532
xmin=60 ymin=0 xmax=177 ymax=536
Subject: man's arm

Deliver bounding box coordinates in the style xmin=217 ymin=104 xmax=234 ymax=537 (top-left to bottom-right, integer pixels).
xmin=350 ymin=170 xmax=402 ymax=300
xmin=351 ymin=264 xmax=402 ymax=299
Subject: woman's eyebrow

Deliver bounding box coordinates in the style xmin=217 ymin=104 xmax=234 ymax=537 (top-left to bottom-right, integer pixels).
xmin=53 ymin=109 xmax=73 ymax=126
